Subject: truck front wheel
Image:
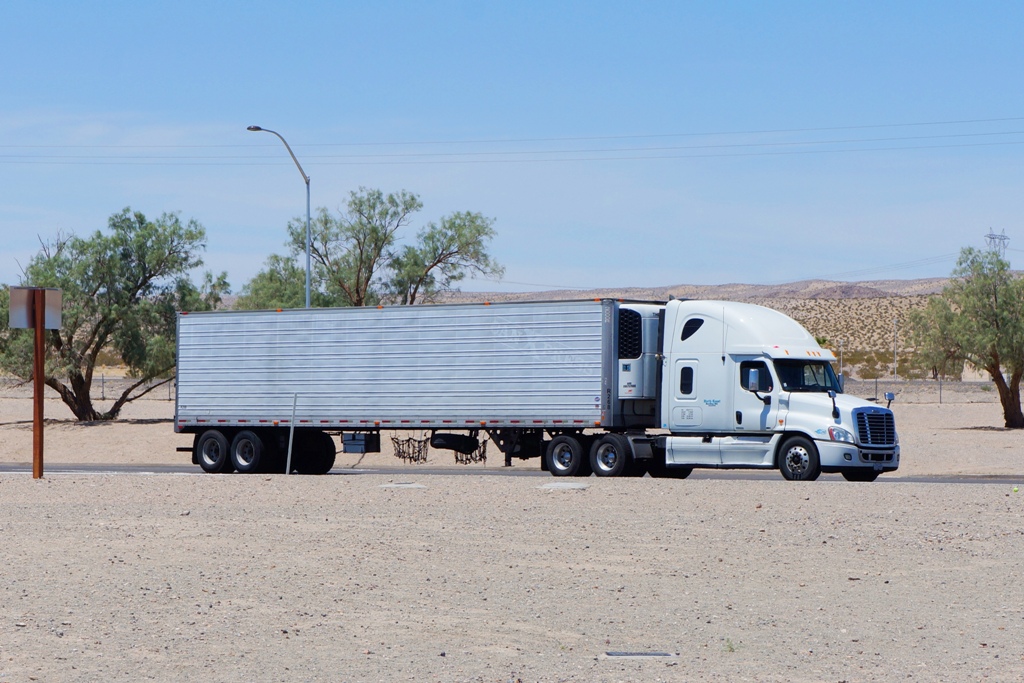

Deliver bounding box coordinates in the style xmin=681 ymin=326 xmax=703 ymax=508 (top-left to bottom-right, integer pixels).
xmin=778 ymin=436 xmax=821 ymax=481
xmin=842 ymin=469 xmax=879 ymax=482
xmin=545 ymin=435 xmax=586 ymax=477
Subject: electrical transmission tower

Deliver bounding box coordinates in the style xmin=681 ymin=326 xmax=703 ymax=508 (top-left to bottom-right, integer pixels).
xmin=985 ymin=228 xmax=1009 ymax=255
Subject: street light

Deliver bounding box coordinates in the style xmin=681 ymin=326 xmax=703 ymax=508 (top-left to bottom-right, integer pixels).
xmin=247 ymin=125 xmax=311 ymax=309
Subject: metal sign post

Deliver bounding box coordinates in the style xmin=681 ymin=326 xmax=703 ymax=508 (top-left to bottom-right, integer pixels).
xmin=8 ymin=287 xmax=62 ymax=479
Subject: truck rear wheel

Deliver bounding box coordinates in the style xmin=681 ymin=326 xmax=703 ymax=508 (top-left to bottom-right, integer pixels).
xmin=778 ymin=436 xmax=821 ymax=481
xmin=231 ymin=430 xmax=266 ymax=473
xmin=196 ymin=430 xmax=231 ymax=473
xmin=545 ymin=435 xmax=586 ymax=477
xmin=590 ymin=434 xmax=632 ymax=477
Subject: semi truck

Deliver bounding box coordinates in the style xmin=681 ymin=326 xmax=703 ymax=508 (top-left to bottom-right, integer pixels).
xmin=174 ymin=299 xmax=899 ymax=481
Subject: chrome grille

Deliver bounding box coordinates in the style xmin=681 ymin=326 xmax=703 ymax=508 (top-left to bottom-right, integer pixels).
xmin=855 ymin=410 xmax=896 ymax=446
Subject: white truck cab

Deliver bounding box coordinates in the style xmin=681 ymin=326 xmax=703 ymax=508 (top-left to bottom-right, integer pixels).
xmin=659 ymin=300 xmax=899 ymax=481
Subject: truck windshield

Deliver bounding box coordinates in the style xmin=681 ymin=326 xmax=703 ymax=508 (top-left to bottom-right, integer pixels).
xmin=773 ymin=359 xmax=842 ymax=393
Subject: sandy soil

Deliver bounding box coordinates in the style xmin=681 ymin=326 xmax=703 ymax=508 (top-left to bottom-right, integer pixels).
xmin=2 ymin=381 xmax=1023 ymax=681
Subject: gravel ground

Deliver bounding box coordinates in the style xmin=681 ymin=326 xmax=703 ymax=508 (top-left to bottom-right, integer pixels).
xmin=2 ymin=378 xmax=1024 ymax=681
xmin=1 ymin=476 xmax=1023 ymax=682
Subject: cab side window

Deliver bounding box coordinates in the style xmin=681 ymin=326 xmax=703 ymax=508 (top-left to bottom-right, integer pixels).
xmin=680 ymin=366 xmax=695 ymax=395
xmin=740 ymin=361 xmax=772 ymax=392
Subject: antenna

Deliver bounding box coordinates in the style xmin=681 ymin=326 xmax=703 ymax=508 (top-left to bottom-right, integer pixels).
xmin=985 ymin=228 xmax=1009 ymax=256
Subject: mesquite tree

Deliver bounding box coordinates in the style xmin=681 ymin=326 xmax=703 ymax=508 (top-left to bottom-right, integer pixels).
xmin=909 ymin=247 xmax=1024 ymax=428
xmin=0 ymin=208 xmax=228 ymax=421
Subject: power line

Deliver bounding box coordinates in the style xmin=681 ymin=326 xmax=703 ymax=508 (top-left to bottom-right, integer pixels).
xmin=2 ymin=139 xmax=1023 ymax=167
xmin=7 ymin=128 xmax=1022 ymax=162
xmin=767 ymin=253 xmax=960 ymax=285
xmin=3 ymin=116 xmax=1022 ymax=150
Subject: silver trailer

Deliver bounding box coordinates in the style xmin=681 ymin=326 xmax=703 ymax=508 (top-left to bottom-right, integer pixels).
xmin=176 ymin=300 xmax=662 ymax=475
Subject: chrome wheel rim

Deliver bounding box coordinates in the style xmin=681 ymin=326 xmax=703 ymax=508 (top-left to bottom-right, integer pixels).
xmin=551 ymin=444 xmax=574 ymax=472
xmin=595 ymin=443 xmax=619 ymax=473
xmin=200 ymin=440 xmax=221 ymax=467
xmin=234 ymin=440 xmax=255 ymax=468
xmin=785 ymin=445 xmax=810 ymax=477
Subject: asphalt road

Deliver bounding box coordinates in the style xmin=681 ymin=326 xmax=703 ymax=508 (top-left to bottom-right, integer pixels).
xmin=0 ymin=461 xmax=1018 ymax=484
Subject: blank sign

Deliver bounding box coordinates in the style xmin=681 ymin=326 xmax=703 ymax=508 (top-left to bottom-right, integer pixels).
xmin=8 ymin=287 xmax=62 ymax=330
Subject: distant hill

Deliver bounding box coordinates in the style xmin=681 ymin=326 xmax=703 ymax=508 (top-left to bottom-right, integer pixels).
xmin=442 ymin=277 xmax=949 ymax=304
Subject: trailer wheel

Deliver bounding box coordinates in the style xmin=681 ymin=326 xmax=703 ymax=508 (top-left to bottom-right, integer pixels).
xmin=545 ymin=435 xmax=586 ymax=477
xmin=230 ymin=430 xmax=266 ymax=473
xmin=778 ymin=436 xmax=821 ymax=481
xmin=841 ymin=469 xmax=879 ymax=482
xmin=590 ymin=434 xmax=632 ymax=477
xmin=196 ymin=430 xmax=230 ymax=473
xmin=295 ymin=431 xmax=337 ymax=475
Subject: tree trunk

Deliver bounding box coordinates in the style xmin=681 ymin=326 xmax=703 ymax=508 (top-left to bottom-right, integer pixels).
xmin=988 ymin=365 xmax=1024 ymax=429
xmin=45 ymin=374 xmax=102 ymax=421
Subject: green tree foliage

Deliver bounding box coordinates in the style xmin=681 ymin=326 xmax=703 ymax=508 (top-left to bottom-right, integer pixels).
xmin=0 ymin=208 xmax=229 ymax=421
xmin=909 ymin=247 xmax=1024 ymax=428
xmin=240 ymin=188 xmax=502 ymax=309
xmin=387 ymin=211 xmax=503 ymax=305
xmin=234 ymin=254 xmax=307 ymax=310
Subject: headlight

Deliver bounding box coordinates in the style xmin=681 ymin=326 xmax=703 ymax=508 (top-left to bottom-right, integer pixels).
xmin=828 ymin=426 xmax=855 ymax=443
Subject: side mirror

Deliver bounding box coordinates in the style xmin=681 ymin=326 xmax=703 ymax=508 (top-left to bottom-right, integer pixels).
xmin=828 ymin=389 xmax=839 ymax=419
xmin=746 ymin=368 xmax=760 ymax=392
xmin=885 ymin=391 xmax=895 ymax=409
xmin=837 ymin=373 xmax=845 ymax=393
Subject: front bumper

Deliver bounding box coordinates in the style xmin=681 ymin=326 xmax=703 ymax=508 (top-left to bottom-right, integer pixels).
xmin=816 ymin=439 xmax=900 ymax=472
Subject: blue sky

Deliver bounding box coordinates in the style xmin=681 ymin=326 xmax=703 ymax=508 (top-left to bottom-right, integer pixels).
xmin=2 ymin=1 xmax=1022 ymax=293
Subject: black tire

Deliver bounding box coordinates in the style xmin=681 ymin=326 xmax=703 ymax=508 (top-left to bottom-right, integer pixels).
xmin=230 ymin=430 xmax=266 ymax=473
xmin=196 ymin=430 xmax=230 ymax=473
xmin=312 ymin=432 xmax=338 ymax=474
xmin=778 ymin=436 xmax=821 ymax=481
xmin=545 ymin=435 xmax=586 ymax=477
xmin=625 ymin=459 xmax=649 ymax=477
xmin=574 ymin=435 xmax=595 ymax=477
xmin=292 ymin=431 xmax=337 ymax=475
xmin=647 ymin=451 xmax=692 ymax=479
xmin=842 ymin=469 xmax=880 ymax=482
xmin=590 ymin=434 xmax=632 ymax=477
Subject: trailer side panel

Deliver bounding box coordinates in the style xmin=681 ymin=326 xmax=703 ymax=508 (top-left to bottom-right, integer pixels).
xmin=175 ymin=301 xmax=611 ymax=431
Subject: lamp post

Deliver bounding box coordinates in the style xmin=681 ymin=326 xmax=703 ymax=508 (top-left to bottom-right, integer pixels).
xmin=247 ymin=125 xmax=311 ymax=309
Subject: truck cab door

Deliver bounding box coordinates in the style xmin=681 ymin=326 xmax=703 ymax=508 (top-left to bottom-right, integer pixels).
xmin=664 ymin=358 xmax=721 ymax=465
xmin=720 ymin=359 xmax=781 ymax=466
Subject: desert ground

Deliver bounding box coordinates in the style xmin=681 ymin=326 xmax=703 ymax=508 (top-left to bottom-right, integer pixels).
xmin=2 ymin=377 xmax=1023 ymax=681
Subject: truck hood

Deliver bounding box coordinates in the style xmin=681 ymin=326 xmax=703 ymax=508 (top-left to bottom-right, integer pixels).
xmin=784 ymin=391 xmax=891 ymax=426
